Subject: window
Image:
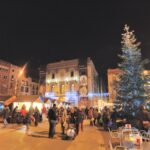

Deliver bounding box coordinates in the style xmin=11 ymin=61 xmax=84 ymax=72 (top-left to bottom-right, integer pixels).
xmin=11 ymin=75 xmax=14 ymax=81
xmin=3 ymin=76 xmax=7 ymax=79
xmin=36 ymin=86 xmax=38 ymax=91
xmin=70 ymin=71 xmax=74 ymax=77
xmin=52 ymin=73 xmax=55 ymax=79
xmin=25 ymin=87 xmax=29 ymax=93
xmin=21 ymin=86 xmax=24 ymax=92
xmin=10 ymin=83 xmax=13 ymax=89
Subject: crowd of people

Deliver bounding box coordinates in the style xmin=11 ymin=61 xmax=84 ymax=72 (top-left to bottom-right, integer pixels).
xmin=1 ymin=103 xmax=150 ymax=139
xmin=48 ymin=104 xmax=85 ymax=139
xmin=2 ymin=104 xmax=45 ymax=128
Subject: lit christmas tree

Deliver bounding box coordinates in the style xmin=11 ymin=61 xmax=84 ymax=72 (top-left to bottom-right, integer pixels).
xmin=115 ymin=25 xmax=149 ymax=117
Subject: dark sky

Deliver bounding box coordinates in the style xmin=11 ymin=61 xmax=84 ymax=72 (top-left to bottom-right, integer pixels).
xmin=1 ymin=1 xmax=150 ymax=84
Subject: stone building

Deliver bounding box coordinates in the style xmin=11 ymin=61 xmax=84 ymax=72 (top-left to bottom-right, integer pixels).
xmin=0 ymin=59 xmax=39 ymax=101
xmin=42 ymin=58 xmax=99 ymax=106
xmin=0 ymin=59 xmax=11 ymax=97
xmin=107 ymin=68 xmax=121 ymax=103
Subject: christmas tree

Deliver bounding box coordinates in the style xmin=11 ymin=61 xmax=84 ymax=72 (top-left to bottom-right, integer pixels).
xmin=115 ymin=25 xmax=149 ymax=117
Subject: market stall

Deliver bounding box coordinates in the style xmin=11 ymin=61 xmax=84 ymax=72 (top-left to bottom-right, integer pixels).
xmin=13 ymin=95 xmax=43 ymax=112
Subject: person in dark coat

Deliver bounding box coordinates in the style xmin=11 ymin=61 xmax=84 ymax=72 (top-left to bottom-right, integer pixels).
xmin=48 ymin=104 xmax=57 ymax=138
xmin=3 ymin=105 xmax=10 ymax=127
xmin=136 ymin=105 xmax=150 ymax=130
xmin=11 ymin=106 xmax=18 ymax=123
xmin=74 ymin=107 xmax=80 ymax=135
xmin=79 ymin=108 xmax=85 ymax=131
xmin=85 ymin=107 xmax=89 ymax=119
xmin=34 ymin=106 xmax=40 ymax=126
xmin=111 ymin=109 xmax=117 ymax=123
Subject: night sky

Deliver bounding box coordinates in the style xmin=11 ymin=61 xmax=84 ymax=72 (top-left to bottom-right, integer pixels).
xmin=1 ymin=1 xmax=150 ymax=86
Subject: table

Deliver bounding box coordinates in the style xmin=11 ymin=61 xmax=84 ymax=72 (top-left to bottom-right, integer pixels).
xmin=121 ymin=130 xmax=150 ymax=150
xmin=123 ymin=141 xmax=150 ymax=150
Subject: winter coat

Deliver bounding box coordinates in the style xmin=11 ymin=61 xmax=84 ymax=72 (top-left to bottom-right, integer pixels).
xmin=74 ymin=110 xmax=80 ymax=124
xmin=60 ymin=109 xmax=67 ymax=123
xmin=3 ymin=108 xmax=9 ymax=119
xmin=69 ymin=113 xmax=76 ymax=124
xmin=48 ymin=108 xmax=57 ymax=121
xmin=93 ymin=110 xmax=98 ymax=119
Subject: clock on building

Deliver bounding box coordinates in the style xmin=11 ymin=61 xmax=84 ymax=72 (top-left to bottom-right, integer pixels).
xmin=80 ymin=75 xmax=87 ymax=86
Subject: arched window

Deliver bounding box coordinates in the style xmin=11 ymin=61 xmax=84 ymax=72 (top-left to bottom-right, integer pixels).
xmin=70 ymin=71 xmax=74 ymax=77
xmin=52 ymin=73 xmax=55 ymax=79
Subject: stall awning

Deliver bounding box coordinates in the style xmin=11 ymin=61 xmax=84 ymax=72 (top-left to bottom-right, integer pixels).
xmin=14 ymin=95 xmax=39 ymax=102
xmin=35 ymin=98 xmax=44 ymax=103
xmin=4 ymin=96 xmax=16 ymax=106
xmin=45 ymin=99 xmax=51 ymax=104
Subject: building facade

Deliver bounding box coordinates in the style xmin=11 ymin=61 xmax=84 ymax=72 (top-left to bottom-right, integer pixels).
xmin=43 ymin=58 xmax=99 ymax=106
xmin=18 ymin=77 xmax=39 ymax=96
xmin=0 ymin=59 xmax=39 ymax=100
xmin=0 ymin=60 xmax=11 ymax=97
xmin=107 ymin=68 xmax=121 ymax=103
xmin=107 ymin=68 xmax=150 ymax=103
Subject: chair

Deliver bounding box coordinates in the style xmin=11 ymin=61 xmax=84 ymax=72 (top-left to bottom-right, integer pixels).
xmin=109 ymin=140 xmax=127 ymax=150
xmin=140 ymin=130 xmax=150 ymax=141
xmin=121 ymin=128 xmax=139 ymax=137
xmin=108 ymin=127 xmax=121 ymax=145
xmin=131 ymin=128 xmax=139 ymax=135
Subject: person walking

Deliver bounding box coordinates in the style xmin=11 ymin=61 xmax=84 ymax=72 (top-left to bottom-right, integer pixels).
xmin=79 ymin=108 xmax=85 ymax=131
xmin=74 ymin=107 xmax=80 ymax=135
xmin=3 ymin=105 xmax=10 ymax=127
xmin=59 ymin=107 xmax=67 ymax=135
xmin=41 ymin=104 xmax=47 ymax=122
xmin=11 ymin=106 xmax=18 ymax=123
xmin=136 ymin=105 xmax=150 ymax=130
xmin=48 ymin=104 xmax=57 ymax=138
xmin=93 ymin=108 xmax=98 ymax=126
xmin=85 ymin=107 xmax=89 ymax=119
xmin=89 ymin=107 xmax=94 ymax=126
xmin=34 ymin=106 xmax=40 ymax=126
xmin=68 ymin=107 xmax=75 ymax=129
xmin=24 ymin=112 xmax=30 ymax=134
